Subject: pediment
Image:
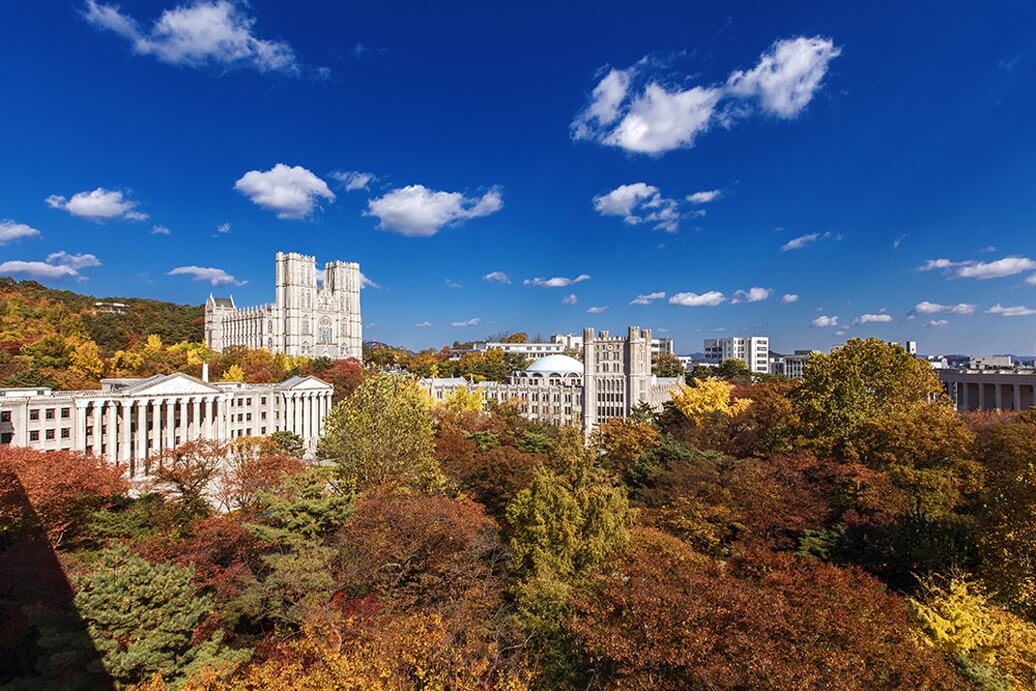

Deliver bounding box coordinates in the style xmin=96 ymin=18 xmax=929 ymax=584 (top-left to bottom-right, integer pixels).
xmin=127 ymin=373 xmax=221 ymax=396
xmin=282 ymin=375 xmax=332 ymax=391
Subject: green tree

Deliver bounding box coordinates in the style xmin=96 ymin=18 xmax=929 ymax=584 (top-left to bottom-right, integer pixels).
xmin=318 ymin=374 xmax=443 ymax=491
xmin=506 ymin=433 xmax=632 ymax=682
xmin=71 ymin=544 xmax=247 ymax=687
xmin=793 ymin=338 xmax=944 ymax=461
xmin=267 ymin=431 xmax=305 ymax=457
xmin=240 ymin=467 xmax=353 ymax=628
xmin=653 ymin=352 xmax=686 ymax=378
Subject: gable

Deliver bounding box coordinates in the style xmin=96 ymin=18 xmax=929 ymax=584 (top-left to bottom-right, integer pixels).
xmin=283 ymin=375 xmax=332 ymax=391
xmin=128 ymin=373 xmax=221 ymax=396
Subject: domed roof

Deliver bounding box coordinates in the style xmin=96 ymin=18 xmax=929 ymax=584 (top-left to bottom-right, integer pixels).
xmin=525 ymin=354 xmax=584 ymax=375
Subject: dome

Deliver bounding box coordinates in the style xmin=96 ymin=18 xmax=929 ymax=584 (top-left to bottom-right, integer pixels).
xmin=525 ymin=354 xmax=584 ymax=376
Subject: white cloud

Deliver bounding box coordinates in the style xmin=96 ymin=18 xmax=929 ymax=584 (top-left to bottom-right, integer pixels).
xmin=811 ymin=315 xmax=839 ymax=327
xmin=592 ymin=182 xmax=680 ymax=232
xmin=687 ymin=189 xmax=721 ymax=204
xmin=0 ymin=251 xmax=102 ymax=281
xmin=669 ymin=291 xmax=726 ymax=307
xmin=47 ymin=251 xmax=101 ymax=270
xmin=366 ymin=184 xmax=502 ymax=237
xmin=987 ymin=304 xmax=1036 ymax=317
xmin=82 ymin=0 xmax=307 ymax=76
xmin=415 ymin=321 xmax=433 ymax=328
xmin=724 ymin=37 xmax=842 ymax=118
xmin=781 ymin=231 xmax=835 ymax=251
xmin=234 ymin=164 xmax=335 ymax=219
xmin=630 ymin=290 xmax=665 ymax=305
xmin=445 ymin=279 xmax=462 ymax=289
xmin=359 ymin=272 xmax=380 ymax=289
xmin=216 ymin=222 xmax=231 ymax=234
xmin=731 ymin=287 xmax=771 ymax=303
xmin=451 ymin=317 xmax=481 ymax=327
xmin=563 ymin=294 xmax=577 ymax=304
xmin=0 ymin=220 xmax=41 ymax=244
xmin=572 ymin=36 xmax=840 ymax=155
xmin=912 ymin=301 xmax=975 ymax=315
xmin=331 ymin=170 xmax=375 ymax=191
xmin=168 ymin=265 xmax=244 ymax=285
xmin=852 ymin=313 xmax=893 ymax=326
xmin=926 ymin=319 xmax=949 ymax=328
xmin=524 ymin=274 xmax=590 ymax=288
xmin=46 ymin=187 xmax=146 ymax=221
xmin=483 ymin=271 xmax=511 ymax=284
xmin=957 ymin=257 xmax=1036 ymax=279
xmin=781 ymin=293 xmax=799 ymax=303
xmin=151 ymin=224 xmax=171 ymax=235
xmin=0 ymin=261 xmax=80 ymax=280
xmin=587 ymin=306 xmax=608 ymax=314
xmin=917 ymin=256 xmax=1036 ymax=280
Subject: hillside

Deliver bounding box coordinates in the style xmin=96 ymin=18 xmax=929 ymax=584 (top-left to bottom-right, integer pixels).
xmin=0 ymin=278 xmax=203 ymax=388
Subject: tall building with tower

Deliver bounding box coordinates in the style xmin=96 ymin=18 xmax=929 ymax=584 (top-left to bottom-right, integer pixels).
xmin=205 ymin=251 xmax=362 ymax=361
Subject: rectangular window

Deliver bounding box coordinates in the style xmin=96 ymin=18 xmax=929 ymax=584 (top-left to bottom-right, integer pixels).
xmin=45 ymin=429 xmax=55 ymax=440
xmin=45 ymin=408 xmax=55 ymax=420
xmin=29 ymin=409 xmax=39 ymax=420
xmin=61 ymin=428 xmax=70 ymax=439
xmin=0 ymin=411 xmax=10 ymax=423
xmin=29 ymin=430 xmax=39 ymax=441
xmin=61 ymin=407 xmax=70 ymax=418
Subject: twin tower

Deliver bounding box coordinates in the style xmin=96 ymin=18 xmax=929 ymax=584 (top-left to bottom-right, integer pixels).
xmin=205 ymin=252 xmax=363 ymax=361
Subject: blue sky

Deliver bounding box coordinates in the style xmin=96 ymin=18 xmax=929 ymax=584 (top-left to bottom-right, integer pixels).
xmin=2 ymin=1 xmax=1035 ymax=355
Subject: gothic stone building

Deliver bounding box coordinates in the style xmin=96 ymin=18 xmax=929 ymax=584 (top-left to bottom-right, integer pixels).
xmin=420 ymin=326 xmax=681 ymax=436
xmin=205 ymin=251 xmax=362 ymax=360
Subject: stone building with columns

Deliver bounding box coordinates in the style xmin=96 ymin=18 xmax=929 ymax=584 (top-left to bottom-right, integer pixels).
xmin=0 ymin=372 xmax=333 ymax=479
xmin=938 ymin=368 xmax=1036 ymax=412
xmin=205 ymin=251 xmax=363 ymax=360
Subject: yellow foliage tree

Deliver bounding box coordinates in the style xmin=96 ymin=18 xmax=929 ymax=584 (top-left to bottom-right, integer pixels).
xmin=144 ymin=334 xmax=164 ymax=353
xmin=671 ymin=377 xmax=751 ymax=420
xmin=221 ymin=364 xmax=245 ymax=382
xmin=911 ymin=575 xmax=1036 ymax=686
xmin=441 ymin=385 xmax=483 ymax=415
xmin=68 ymin=339 xmax=105 ymax=382
xmin=108 ymin=348 xmax=144 ymax=377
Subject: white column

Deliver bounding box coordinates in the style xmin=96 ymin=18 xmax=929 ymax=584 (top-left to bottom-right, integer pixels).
xmin=191 ymin=398 xmax=201 ymax=440
xmin=136 ymin=400 xmax=148 ymax=474
xmin=1013 ymin=384 xmax=1022 ymax=411
xmin=92 ymin=403 xmax=103 ymax=456
xmin=165 ymin=397 xmax=176 ymax=449
xmin=106 ymin=402 xmax=118 ymax=463
xmin=302 ymin=394 xmax=311 ymax=445
xmin=72 ymin=403 xmax=86 ymax=452
xmin=178 ymin=398 xmax=189 ymax=443
xmin=120 ymin=401 xmax=133 ymax=470
xmin=203 ymin=397 xmax=212 ymax=439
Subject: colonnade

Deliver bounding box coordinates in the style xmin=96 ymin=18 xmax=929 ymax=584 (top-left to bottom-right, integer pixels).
xmin=68 ymin=388 xmax=333 ymax=478
xmin=952 ymin=380 xmax=1034 ymax=412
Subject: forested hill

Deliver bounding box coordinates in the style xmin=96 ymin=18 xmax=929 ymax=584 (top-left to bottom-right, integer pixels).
xmin=0 ymin=277 xmax=203 ymax=364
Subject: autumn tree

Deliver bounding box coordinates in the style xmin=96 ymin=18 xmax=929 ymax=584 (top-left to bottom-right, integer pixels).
xmin=793 ymin=338 xmax=944 ymax=461
xmin=303 ymin=357 xmax=365 ymax=404
xmin=318 ymin=374 xmax=443 ymax=491
xmin=974 ymin=410 xmax=1036 ymax=618
xmin=0 ymin=447 xmax=127 ymax=547
xmin=911 ymin=574 xmax=1036 ymax=688
xmin=570 ymin=535 xmax=965 ymax=690
xmin=590 ymin=416 xmax=661 ymax=487
xmin=149 ymin=440 xmax=229 ymax=521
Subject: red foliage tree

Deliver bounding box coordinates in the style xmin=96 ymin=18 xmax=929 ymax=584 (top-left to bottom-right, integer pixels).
xmin=570 ymin=533 xmax=964 ymax=690
xmin=0 ymin=447 xmax=127 ymax=547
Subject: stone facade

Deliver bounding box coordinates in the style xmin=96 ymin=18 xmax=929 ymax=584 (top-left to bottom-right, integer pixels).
xmin=420 ymin=326 xmax=682 ymax=436
xmin=205 ymin=251 xmax=362 ymax=360
xmin=0 ymin=373 xmax=333 ymax=478
xmin=938 ymin=369 xmax=1036 ymax=412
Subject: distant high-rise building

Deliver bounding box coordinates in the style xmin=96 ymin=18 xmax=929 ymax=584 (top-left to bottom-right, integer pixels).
xmin=205 ymin=251 xmax=362 ymax=360
xmin=704 ymin=336 xmax=770 ymax=374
